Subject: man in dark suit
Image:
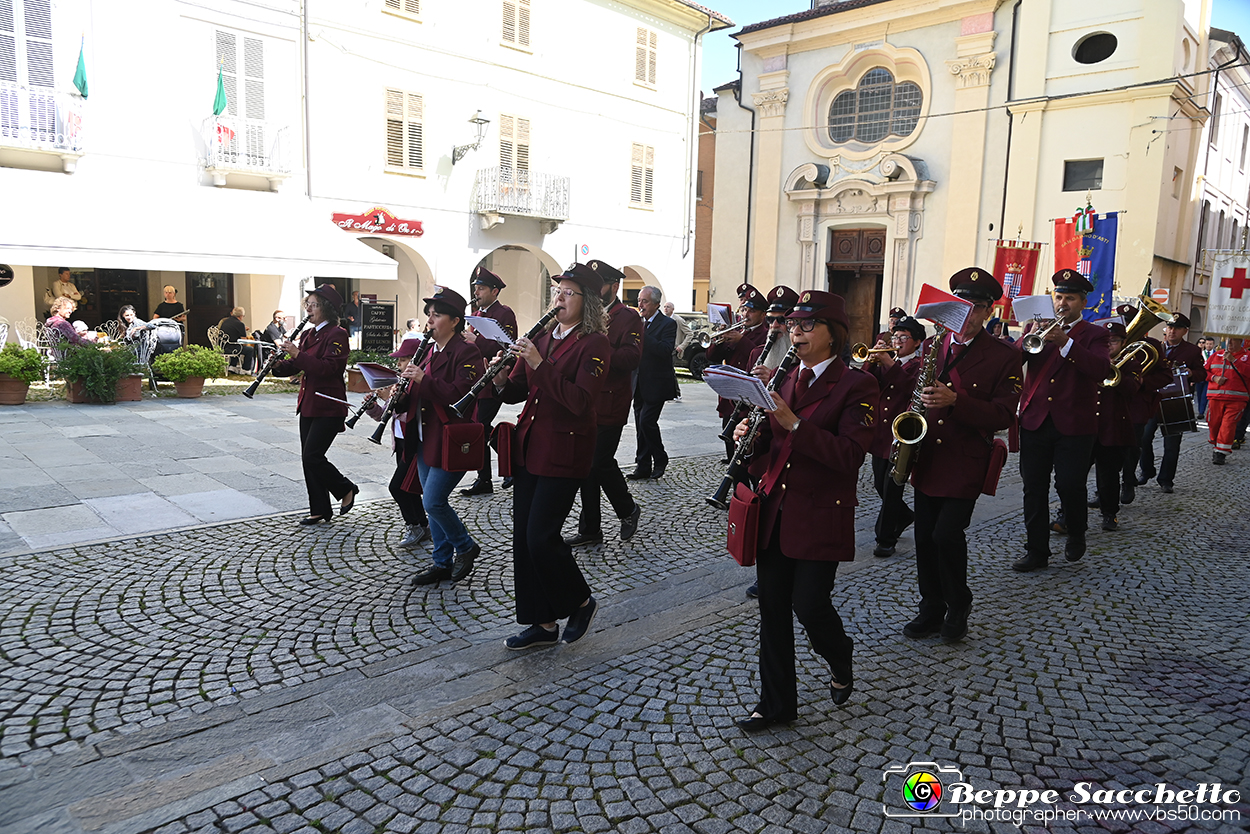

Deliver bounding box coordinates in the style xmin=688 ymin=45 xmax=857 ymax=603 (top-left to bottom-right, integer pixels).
xmin=461 ymin=266 xmax=519 ymax=496
xmin=632 ymin=285 xmax=679 ymax=481
xmin=902 ymin=269 xmax=1021 ymax=643
xmin=1013 ymin=270 xmax=1112 ymax=572
xmin=1135 ymin=313 xmax=1206 ymax=493
xmin=568 ymin=261 xmax=644 ymax=546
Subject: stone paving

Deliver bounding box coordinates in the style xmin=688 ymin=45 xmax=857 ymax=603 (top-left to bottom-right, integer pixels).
xmin=0 ymin=421 xmax=1247 ymax=834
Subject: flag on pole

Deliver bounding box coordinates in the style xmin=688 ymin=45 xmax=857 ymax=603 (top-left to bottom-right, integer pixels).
xmin=1054 ymin=212 xmax=1118 ymax=321
xmin=213 ymin=64 xmax=228 ymax=116
xmin=73 ymin=38 xmax=88 ymax=98
xmin=1208 ymin=252 xmax=1250 ymax=336
xmin=992 ymin=240 xmax=1043 ymax=323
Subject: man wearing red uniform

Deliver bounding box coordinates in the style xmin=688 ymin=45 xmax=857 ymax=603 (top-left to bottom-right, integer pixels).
xmin=1205 ymin=337 xmax=1250 ymax=464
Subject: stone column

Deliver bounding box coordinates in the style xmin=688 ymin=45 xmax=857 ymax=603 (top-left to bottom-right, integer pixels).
xmin=751 ymin=68 xmax=789 ymax=289
xmin=941 ymin=19 xmax=997 ymax=275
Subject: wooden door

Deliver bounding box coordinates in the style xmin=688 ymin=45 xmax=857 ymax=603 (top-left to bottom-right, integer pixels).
xmin=187 ymin=273 xmax=234 ymax=347
xmin=826 ymin=228 xmax=885 ymax=349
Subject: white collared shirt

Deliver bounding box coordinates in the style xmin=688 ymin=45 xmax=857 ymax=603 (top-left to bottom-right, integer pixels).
xmin=802 ymin=355 xmax=837 ymax=383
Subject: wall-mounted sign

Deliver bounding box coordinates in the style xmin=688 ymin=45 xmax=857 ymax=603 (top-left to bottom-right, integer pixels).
xmin=332 ymin=207 xmax=424 ymax=237
xmin=0 ymin=264 xmax=13 ymax=288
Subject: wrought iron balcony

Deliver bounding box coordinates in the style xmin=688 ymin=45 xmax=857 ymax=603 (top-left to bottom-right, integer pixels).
xmin=474 ymin=166 xmax=570 ymax=232
xmin=202 ymin=116 xmax=293 ymax=190
xmin=0 ymin=82 xmax=85 ymax=171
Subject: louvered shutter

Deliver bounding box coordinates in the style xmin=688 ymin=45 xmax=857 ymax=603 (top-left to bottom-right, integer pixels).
xmin=636 ymin=28 xmax=656 ymax=85
xmin=0 ymin=0 xmax=16 ymax=85
xmin=517 ymin=0 xmax=530 ymax=47
xmin=22 ymin=0 xmax=50 ymax=88
xmin=643 ymin=145 xmax=654 ymax=205
xmin=384 ymin=0 xmax=420 ymax=13
xmin=647 ymin=30 xmax=656 ymax=85
xmin=215 ymin=31 xmax=237 ymax=118
xmin=499 ymin=113 xmax=514 ymax=169
xmin=386 ymin=88 xmax=405 ymax=166
xmin=515 ymin=117 xmax=529 ymax=171
xmin=243 ymin=37 xmax=265 ymax=161
xmin=406 ymin=92 xmax=423 ymax=169
xmin=502 ymin=0 xmax=516 ymax=44
xmin=503 ymin=0 xmax=529 ymax=47
xmin=630 ymin=143 xmax=644 ymax=204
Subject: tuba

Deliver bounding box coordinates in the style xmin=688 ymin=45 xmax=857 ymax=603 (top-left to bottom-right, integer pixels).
xmin=1100 ymin=294 xmax=1176 ymax=387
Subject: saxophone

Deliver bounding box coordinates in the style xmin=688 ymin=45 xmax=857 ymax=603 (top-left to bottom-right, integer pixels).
xmin=888 ymin=332 xmax=941 ymax=485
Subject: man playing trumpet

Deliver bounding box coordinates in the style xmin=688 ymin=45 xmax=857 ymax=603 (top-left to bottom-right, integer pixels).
xmin=707 ymin=285 xmax=768 ymax=461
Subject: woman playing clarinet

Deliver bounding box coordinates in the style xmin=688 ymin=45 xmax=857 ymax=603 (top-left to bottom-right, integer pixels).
xmin=272 ymin=284 xmax=356 ymax=525
xmin=495 ymin=263 xmax=612 ymax=649
xmin=400 ymin=287 xmax=486 ymax=586
xmin=732 ymin=290 xmax=878 ymax=731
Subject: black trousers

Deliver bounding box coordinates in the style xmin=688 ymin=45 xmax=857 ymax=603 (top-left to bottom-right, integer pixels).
xmin=912 ymin=490 xmax=977 ymax=614
xmin=387 ymin=452 xmax=428 ymax=526
xmin=1138 ymin=417 xmax=1181 ymax=487
xmin=634 ymin=398 xmax=668 ymax=473
xmin=754 ymin=515 xmax=851 ymax=722
xmin=1237 ymin=405 xmax=1249 ymax=441
xmin=871 ymin=455 xmax=914 ymax=545
xmin=578 ymin=423 xmax=636 ymax=535
xmin=1090 ymin=443 xmax=1130 ymax=520
xmin=298 ymin=415 xmax=355 ymax=518
xmin=1121 ymin=421 xmax=1146 ymax=485
xmin=1019 ymin=418 xmax=1096 ymax=557
xmin=473 ymin=397 xmax=503 ymax=482
xmin=512 ymin=466 xmax=591 ymax=625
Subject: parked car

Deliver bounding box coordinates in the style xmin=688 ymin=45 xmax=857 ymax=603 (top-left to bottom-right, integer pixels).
xmin=673 ymin=312 xmax=712 ymax=378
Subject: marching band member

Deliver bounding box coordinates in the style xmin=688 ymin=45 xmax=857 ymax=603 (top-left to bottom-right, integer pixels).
xmin=732 ymin=290 xmax=878 ymax=731
xmin=496 ymin=264 xmax=611 ymax=649
xmin=461 ymin=267 xmax=518 ymax=496
xmin=1204 ymin=337 xmax=1250 ymax=465
xmin=709 ymin=285 xmax=768 ymax=460
xmin=749 ymin=285 xmax=798 ymax=384
xmin=1087 ymin=322 xmax=1143 ymax=531
xmin=402 ymin=287 xmax=486 ymax=586
xmin=865 ymin=315 xmax=926 ymax=558
xmin=1135 ymin=314 xmax=1205 ymax=493
xmin=1013 ymin=270 xmax=1111 ymax=571
xmin=272 ymin=284 xmax=357 ymax=526
xmin=1115 ymin=303 xmax=1171 ymax=506
xmin=903 ymin=269 xmax=1020 ymax=642
xmin=364 ymin=339 xmax=431 ymax=548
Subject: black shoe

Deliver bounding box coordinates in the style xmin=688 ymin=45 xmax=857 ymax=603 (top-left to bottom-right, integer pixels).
xmin=411 ymin=565 xmax=452 ymax=586
xmin=339 ymin=486 xmax=358 ymax=516
xmin=1101 ymin=516 xmax=1118 ymax=532
xmin=1065 ymin=531 xmax=1086 ymax=562
xmin=564 ymin=531 xmax=604 ymax=547
xmin=650 ymin=467 xmax=666 ymax=480
xmin=504 ymin=624 xmax=559 ymax=650
xmin=1050 ymin=516 xmax=1067 ymax=535
xmin=872 ymin=543 xmax=896 ymax=558
xmin=892 ymin=517 xmax=914 ymax=540
xmin=940 ymin=605 xmax=970 ymax=644
xmin=451 ymin=543 xmax=479 ymax=582
xmin=626 ymin=468 xmax=652 ymax=481
xmin=562 ymin=597 xmax=598 ymax=644
xmin=299 ymin=514 xmax=331 ymax=525
xmin=745 ymin=583 xmax=760 ymax=599
xmin=1234 ymin=439 xmax=1245 ymax=450
xmin=1087 ymin=495 xmax=1100 ymax=508
xmin=829 ymin=678 xmax=854 ymax=705
xmin=1120 ymin=482 xmax=1135 ymax=505
xmin=1136 ymin=472 xmax=1153 ymax=486
xmin=1213 ymin=452 xmax=1227 ymax=465
xmin=735 ymin=713 xmax=791 ymax=733
xmin=903 ymin=609 xmax=944 ymax=639
xmin=459 ymin=479 xmax=493 ymax=496
xmin=1012 ymin=553 xmax=1049 ymax=572
xmin=501 ymin=477 xmax=514 ymax=489
xmin=1160 ymin=484 xmax=1174 ymax=494
xmin=620 ymin=504 xmax=641 ymax=541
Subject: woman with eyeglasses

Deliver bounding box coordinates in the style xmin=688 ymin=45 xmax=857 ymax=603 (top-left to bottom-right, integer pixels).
xmin=493 ymin=264 xmax=612 ymax=650
xmin=731 ymin=290 xmax=879 ymax=732
xmin=271 ymin=284 xmax=358 ymax=525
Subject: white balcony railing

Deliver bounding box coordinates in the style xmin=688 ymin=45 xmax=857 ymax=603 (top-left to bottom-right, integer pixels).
xmin=202 ymin=116 xmax=292 ymax=189
xmin=474 ymin=166 xmax=570 ymax=232
xmin=0 ymin=82 xmax=85 ymax=169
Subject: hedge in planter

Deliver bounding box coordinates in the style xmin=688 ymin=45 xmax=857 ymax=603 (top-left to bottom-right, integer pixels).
xmin=57 ymin=341 xmax=143 ymax=404
xmin=0 ymin=343 xmax=45 ymax=405
xmin=152 ymin=345 xmax=229 ymax=382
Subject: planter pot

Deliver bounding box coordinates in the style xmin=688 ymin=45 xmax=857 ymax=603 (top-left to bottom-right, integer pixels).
xmin=0 ymin=373 xmax=31 ymax=405
xmin=173 ymin=377 xmax=206 ymax=398
xmin=347 ymin=368 xmax=371 ymax=394
xmin=66 ymin=374 xmax=144 ymax=404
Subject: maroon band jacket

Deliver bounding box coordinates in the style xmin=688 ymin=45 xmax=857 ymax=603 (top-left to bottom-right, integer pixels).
xmin=271 ymin=323 xmax=350 ymax=421
xmin=470 ymin=300 xmax=517 ymax=403
xmin=1018 ymin=319 xmax=1111 ymax=435
xmin=398 ymin=334 xmax=485 ymax=468
xmin=595 ymin=299 xmax=643 ymax=426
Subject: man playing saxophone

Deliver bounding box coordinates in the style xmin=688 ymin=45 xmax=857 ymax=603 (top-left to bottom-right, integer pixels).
xmin=902 ymin=268 xmax=1021 ymax=644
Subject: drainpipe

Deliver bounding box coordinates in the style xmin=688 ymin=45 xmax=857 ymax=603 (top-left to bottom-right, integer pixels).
xmin=302 ymin=0 xmax=312 ymax=200
xmin=684 ymin=14 xmax=715 ymax=259
xmin=735 ymin=43 xmax=757 ymax=284
xmin=997 ymin=1 xmax=1020 ymax=239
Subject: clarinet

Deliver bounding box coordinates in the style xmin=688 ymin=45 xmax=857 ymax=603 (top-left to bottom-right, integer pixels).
xmin=369 ymin=328 xmax=434 ymax=444
xmin=706 ymin=346 xmax=800 ymax=510
xmin=345 ymin=392 xmax=378 ymax=430
xmin=717 ymin=329 xmax=780 ymax=443
xmin=450 ymin=307 xmax=559 ymax=418
xmin=242 ymin=315 xmax=311 ymax=398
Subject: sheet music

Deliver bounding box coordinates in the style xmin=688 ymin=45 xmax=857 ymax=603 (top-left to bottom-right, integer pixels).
xmin=355 ymin=361 xmax=401 ymax=389
xmin=1011 ymin=294 xmax=1056 ymax=323
xmin=914 ymin=284 xmax=973 ymax=333
xmin=465 ymin=316 xmax=514 ymax=345
xmin=702 ymin=365 xmax=777 ymax=410
xmin=708 ymin=303 xmax=734 ymax=327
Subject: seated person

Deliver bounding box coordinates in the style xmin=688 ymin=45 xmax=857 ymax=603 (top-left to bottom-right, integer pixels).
xmin=72 ymin=321 xmax=97 ymax=341
xmin=45 ymin=297 xmax=94 ymax=352
xmin=216 ymin=306 xmax=255 ymax=372
xmin=118 ymin=305 xmax=147 ymax=342
xmin=262 ymin=310 xmax=287 ymax=344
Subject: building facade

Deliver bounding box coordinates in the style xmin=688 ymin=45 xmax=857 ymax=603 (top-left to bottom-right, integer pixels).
xmin=710 ymin=0 xmax=1211 ymax=347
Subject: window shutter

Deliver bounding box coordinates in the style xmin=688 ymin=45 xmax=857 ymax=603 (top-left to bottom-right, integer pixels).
xmin=630 ymin=142 xmax=644 ymax=204
xmin=502 ymin=0 xmax=516 ymax=43
xmin=215 ymin=30 xmax=237 ymax=117
xmin=515 ymin=117 xmax=530 ymax=171
xmin=0 ymin=0 xmax=16 ymax=85
xmin=386 ymin=88 xmax=405 ymax=167
xmin=500 ymin=113 xmax=515 ymax=169
xmin=635 ymin=28 xmax=647 ymax=82
xmin=647 ymin=30 xmax=656 ymax=85
xmin=385 ymin=0 xmax=420 ymax=15
xmin=22 ymin=0 xmax=51 ymax=88
xmin=644 ymin=144 xmax=654 ymax=205
xmin=518 ymin=0 xmax=530 ymax=47
xmin=406 ymin=92 xmax=423 ymax=169
xmin=243 ymin=37 xmax=264 ymax=120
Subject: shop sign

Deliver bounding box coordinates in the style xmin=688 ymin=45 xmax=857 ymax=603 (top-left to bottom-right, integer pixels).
xmin=332 ymin=207 xmax=424 ymax=237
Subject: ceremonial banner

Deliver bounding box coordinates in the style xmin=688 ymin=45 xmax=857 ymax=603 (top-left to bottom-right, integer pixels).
xmin=1054 ymin=211 xmax=1118 ymax=321
xmin=1208 ymin=251 xmax=1250 ymax=336
xmin=992 ymin=241 xmax=1042 ymax=323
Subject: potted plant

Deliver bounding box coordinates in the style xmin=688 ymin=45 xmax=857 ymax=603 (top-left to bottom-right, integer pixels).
xmin=152 ymin=345 xmax=229 ymax=398
xmin=57 ymin=341 xmax=144 ymax=404
xmin=0 ymin=343 xmax=45 ymax=405
xmin=346 ymin=350 xmax=395 ymax=393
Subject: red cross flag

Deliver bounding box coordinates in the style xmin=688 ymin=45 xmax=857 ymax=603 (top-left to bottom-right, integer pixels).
xmin=1209 ymin=253 xmax=1250 ymax=336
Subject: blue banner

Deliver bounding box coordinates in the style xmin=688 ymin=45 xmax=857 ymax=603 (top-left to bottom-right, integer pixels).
xmin=1081 ymin=212 xmax=1118 ymax=321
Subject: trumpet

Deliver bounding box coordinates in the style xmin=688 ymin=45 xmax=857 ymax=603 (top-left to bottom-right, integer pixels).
xmin=242 ymin=315 xmax=311 ymax=398
xmin=449 ymin=307 xmax=559 ymax=418
xmin=849 ymin=343 xmax=897 ymax=366
xmin=1021 ymin=318 xmax=1065 ymax=354
xmin=698 ymin=319 xmax=751 ymax=348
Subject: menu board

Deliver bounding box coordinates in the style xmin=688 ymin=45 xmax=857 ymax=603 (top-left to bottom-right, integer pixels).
xmin=360 ymin=301 xmax=395 ymax=354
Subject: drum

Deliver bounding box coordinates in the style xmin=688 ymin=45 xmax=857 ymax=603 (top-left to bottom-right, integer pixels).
xmin=1158 ymin=395 xmax=1197 ymax=436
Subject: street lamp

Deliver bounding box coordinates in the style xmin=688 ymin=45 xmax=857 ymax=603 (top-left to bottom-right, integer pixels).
xmin=452 ymin=111 xmax=491 ymax=165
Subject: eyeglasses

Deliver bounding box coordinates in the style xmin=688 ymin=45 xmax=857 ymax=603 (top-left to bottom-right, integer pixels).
xmin=785 ymin=318 xmax=827 ymax=332
xmin=554 ymin=288 xmax=583 ymax=299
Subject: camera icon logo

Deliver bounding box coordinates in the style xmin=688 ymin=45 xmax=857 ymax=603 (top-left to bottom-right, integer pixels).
xmin=882 ymin=761 xmax=963 ymax=818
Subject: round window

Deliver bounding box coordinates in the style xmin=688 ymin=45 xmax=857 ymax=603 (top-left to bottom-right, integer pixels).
xmin=1073 ymin=32 xmax=1117 ymax=65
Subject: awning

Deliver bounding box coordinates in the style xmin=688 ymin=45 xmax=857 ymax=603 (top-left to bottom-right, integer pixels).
xmin=0 ymin=169 xmax=398 ymax=279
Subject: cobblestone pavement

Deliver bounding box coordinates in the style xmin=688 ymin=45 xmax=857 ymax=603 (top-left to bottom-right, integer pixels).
xmin=0 ymin=432 xmax=1247 ymax=834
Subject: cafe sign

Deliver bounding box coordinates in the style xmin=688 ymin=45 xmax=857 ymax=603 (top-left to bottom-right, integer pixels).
xmin=332 ymin=206 xmax=424 ymax=237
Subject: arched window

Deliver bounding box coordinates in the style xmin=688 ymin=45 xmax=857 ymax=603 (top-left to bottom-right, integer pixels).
xmin=827 ymin=68 xmax=922 ymax=145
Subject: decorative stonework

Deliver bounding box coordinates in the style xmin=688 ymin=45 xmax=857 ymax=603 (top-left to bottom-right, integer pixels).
xmin=946 ymin=53 xmax=996 ymax=88
xmin=752 ymin=88 xmax=789 ymax=118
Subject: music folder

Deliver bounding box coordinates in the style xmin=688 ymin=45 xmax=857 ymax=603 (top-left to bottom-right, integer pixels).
xmin=355 ymin=362 xmax=401 ymax=390
xmin=465 ymin=316 xmax=514 ymax=345
xmin=702 ymin=365 xmax=777 ymax=410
